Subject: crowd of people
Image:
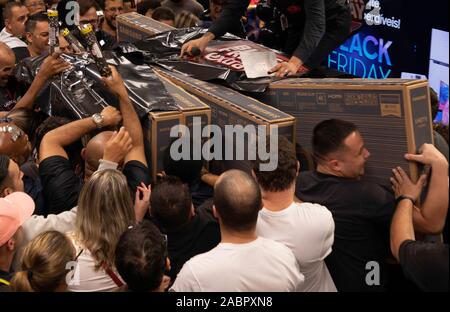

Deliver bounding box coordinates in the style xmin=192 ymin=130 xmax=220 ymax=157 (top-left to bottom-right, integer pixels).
xmin=0 ymin=0 xmax=448 ymax=293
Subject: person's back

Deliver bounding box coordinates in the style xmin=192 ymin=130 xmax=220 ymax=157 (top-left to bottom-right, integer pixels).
xmin=165 ymin=203 xmax=220 ymax=282
xmin=67 ymin=170 xmax=136 ymax=292
xmin=257 ymin=202 xmax=335 ymax=292
xmin=171 ymin=170 xmax=304 ymax=292
xmin=253 ymin=136 xmax=336 ymax=292
xmin=172 ymin=236 xmax=302 ymax=292
xmin=150 ymin=177 xmax=220 ymax=282
xmin=296 ymin=171 xmax=394 ymax=291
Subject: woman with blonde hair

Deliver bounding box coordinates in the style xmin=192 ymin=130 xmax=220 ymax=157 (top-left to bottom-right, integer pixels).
xmin=67 ymin=169 xmax=137 ymax=292
xmin=10 ymin=231 xmax=76 ymax=292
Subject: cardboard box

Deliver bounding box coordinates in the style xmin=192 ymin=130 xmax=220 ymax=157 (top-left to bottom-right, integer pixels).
xmin=154 ymin=68 xmax=296 ymax=173
xmin=117 ymin=12 xmax=174 ymax=43
xmin=143 ymin=111 xmax=182 ymax=181
xmin=258 ymin=78 xmax=434 ymax=186
xmin=143 ymin=74 xmax=211 ymax=181
xmin=157 ymin=74 xmax=211 ymax=133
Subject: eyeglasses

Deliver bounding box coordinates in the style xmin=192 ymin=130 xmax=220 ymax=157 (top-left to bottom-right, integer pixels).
xmin=0 ymin=123 xmax=26 ymax=142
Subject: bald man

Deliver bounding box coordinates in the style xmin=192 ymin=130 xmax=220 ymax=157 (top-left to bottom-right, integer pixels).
xmin=171 ymin=170 xmax=305 ymax=292
xmin=0 ymin=2 xmax=28 ymax=49
xmin=0 ymin=42 xmax=21 ymax=111
xmin=82 ymin=131 xmax=113 ymax=181
xmin=0 ymin=42 xmax=70 ymax=112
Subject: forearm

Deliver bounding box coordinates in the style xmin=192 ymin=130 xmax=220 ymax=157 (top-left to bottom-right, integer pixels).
xmin=118 ymin=93 xmax=143 ymax=147
xmin=201 ymin=32 xmax=215 ymax=44
xmin=13 ymin=73 xmax=48 ymax=110
xmin=390 ymin=200 xmax=415 ymax=261
xmin=47 ymin=118 xmax=96 ymax=146
xmin=414 ymin=161 xmax=449 ymax=234
xmin=201 ymin=173 xmax=219 ymax=187
xmin=40 ymin=118 xmax=97 ymax=161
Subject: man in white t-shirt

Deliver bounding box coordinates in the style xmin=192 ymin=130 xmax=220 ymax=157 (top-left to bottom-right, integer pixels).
xmin=253 ymin=137 xmax=337 ymax=292
xmin=171 ymin=169 xmax=304 ymax=292
xmin=0 ymin=2 xmax=28 ymax=50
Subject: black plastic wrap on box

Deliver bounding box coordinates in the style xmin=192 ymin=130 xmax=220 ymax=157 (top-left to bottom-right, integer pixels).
xmin=116 ymin=27 xmax=359 ymax=93
xmin=14 ymin=53 xmax=179 ymax=120
xmin=115 ymin=27 xmax=292 ymax=92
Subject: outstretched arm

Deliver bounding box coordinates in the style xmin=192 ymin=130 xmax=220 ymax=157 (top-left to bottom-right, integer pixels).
xmin=39 ymin=106 xmax=122 ymax=161
xmin=14 ymin=53 xmax=71 ymax=111
xmin=102 ymin=66 xmax=147 ymax=166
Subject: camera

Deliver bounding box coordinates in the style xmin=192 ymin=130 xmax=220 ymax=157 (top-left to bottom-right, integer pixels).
xmin=256 ymin=0 xmax=283 ymax=50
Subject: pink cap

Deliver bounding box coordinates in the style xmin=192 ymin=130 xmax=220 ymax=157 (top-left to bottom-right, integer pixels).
xmin=0 ymin=192 xmax=35 ymax=246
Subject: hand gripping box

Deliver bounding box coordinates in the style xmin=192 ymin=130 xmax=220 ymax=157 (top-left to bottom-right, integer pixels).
xmin=154 ymin=68 xmax=296 ymax=173
xmin=259 ymin=78 xmax=434 ymax=186
xmin=143 ymin=74 xmax=211 ymax=181
xmin=117 ymin=12 xmax=174 ymax=43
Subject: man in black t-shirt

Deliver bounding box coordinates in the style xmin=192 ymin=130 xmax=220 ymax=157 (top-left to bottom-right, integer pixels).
xmin=39 ymin=66 xmax=151 ymax=214
xmin=296 ymin=119 xmax=449 ymax=292
xmin=150 ymin=176 xmax=220 ymax=282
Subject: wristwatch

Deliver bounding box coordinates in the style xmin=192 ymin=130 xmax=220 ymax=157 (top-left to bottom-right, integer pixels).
xmin=91 ymin=113 xmax=104 ymax=128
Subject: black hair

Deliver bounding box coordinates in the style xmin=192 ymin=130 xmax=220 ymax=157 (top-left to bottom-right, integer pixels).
xmin=78 ymin=0 xmax=101 ymax=16
xmin=25 ymin=12 xmax=48 ymax=34
xmin=312 ymin=119 xmax=358 ymax=162
xmin=150 ymin=175 xmax=192 ymax=233
xmin=34 ymin=116 xmax=84 ymax=174
xmin=115 ymin=220 xmax=167 ymax=292
xmin=253 ymin=136 xmax=297 ymax=192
